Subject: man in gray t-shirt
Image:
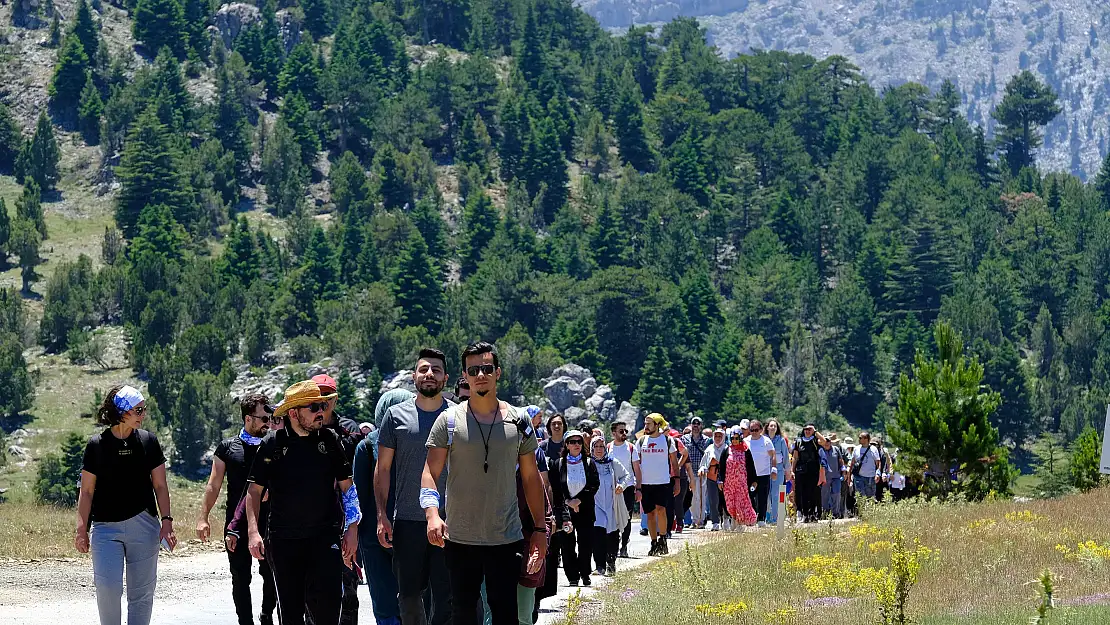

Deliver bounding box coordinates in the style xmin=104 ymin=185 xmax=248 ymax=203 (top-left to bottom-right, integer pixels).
xmin=421 ymin=341 xmax=546 ymax=625
xmin=376 ymin=348 xmax=453 ymax=625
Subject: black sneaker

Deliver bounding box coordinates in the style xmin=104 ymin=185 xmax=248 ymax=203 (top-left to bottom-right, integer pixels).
xmin=606 ymin=564 xmax=616 ymax=576
xmin=568 ymin=579 xmax=579 ymax=587
xmin=618 ymin=547 xmax=629 ymax=558
xmin=648 ymin=539 xmax=658 ymax=556
xmin=583 ymin=577 xmax=592 ymax=587
xmin=639 ymin=528 xmax=648 ymax=536
xmin=659 ymin=537 xmax=669 ymax=554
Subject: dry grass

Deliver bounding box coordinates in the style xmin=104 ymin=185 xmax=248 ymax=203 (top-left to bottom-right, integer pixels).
xmin=563 ymin=489 xmax=1110 ymax=625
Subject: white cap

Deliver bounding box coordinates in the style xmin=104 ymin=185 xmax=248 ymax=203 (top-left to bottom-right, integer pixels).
xmin=739 ymin=419 xmax=750 ymax=430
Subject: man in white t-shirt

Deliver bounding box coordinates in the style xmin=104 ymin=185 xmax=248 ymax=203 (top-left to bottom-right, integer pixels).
xmin=744 ymin=419 xmax=776 ymax=527
xmin=636 ymin=413 xmax=677 ymax=556
xmin=849 ymin=431 xmax=881 ymax=503
xmin=608 ymin=420 xmax=641 ymax=558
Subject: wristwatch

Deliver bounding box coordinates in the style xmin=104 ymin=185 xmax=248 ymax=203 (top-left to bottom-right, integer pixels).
xmin=533 ymin=526 xmax=548 ymax=533
xmin=161 ymin=516 xmax=173 ymax=522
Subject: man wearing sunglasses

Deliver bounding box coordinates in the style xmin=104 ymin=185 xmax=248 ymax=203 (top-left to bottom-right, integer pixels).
xmin=422 ymin=341 xmax=547 ymax=625
xmin=197 ymin=393 xmax=277 ymax=625
xmin=245 ymin=380 xmax=362 ymax=625
xmin=607 ymin=420 xmax=640 ymax=558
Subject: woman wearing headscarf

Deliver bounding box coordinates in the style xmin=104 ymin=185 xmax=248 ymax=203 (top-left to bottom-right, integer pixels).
xmin=718 ymin=427 xmax=758 ymax=529
xmin=75 ymin=385 xmax=176 ymax=625
xmin=765 ymin=419 xmax=790 ymax=526
xmin=549 ymin=430 xmax=599 ymax=587
xmin=589 ymin=437 xmax=633 ymax=577
xmin=698 ymin=428 xmax=728 ymax=531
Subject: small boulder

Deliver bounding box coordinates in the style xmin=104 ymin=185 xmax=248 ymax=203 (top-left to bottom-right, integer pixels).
xmin=564 ymin=406 xmax=588 ymax=425
xmin=551 ymin=363 xmax=592 ymax=384
xmin=212 ymin=3 xmax=261 ymax=49
xmin=616 ymin=401 xmax=639 ymax=427
xmin=579 ymin=377 xmax=597 ymax=398
xmin=543 ymin=377 xmax=585 ymax=413
xmin=593 ymin=385 xmax=614 ymax=401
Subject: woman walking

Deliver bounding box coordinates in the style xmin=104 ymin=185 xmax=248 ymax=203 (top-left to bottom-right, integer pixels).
xmin=718 ymin=427 xmax=757 ymax=529
xmin=765 ymin=420 xmax=790 ymax=526
xmin=75 ymin=385 xmax=177 ymax=625
xmin=589 ymin=437 xmax=633 ymax=577
xmin=550 ymin=430 xmax=599 ymax=586
xmin=698 ymin=428 xmax=728 ymax=531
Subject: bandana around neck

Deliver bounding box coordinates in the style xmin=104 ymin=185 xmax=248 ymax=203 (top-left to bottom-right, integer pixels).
xmin=240 ymin=428 xmax=264 ymax=446
xmin=567 ymin=453 xmax=583 ymax=464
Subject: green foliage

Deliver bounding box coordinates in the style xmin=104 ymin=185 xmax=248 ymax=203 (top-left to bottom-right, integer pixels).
xmin=0 ymin=329 xmax=34 ymax=416
xmin=459 ymin=191 xmax=497 ymax=278
xmin=49 ymin=34 xmax=90 ymax=113
xmin=72 ymin=0 xmax=98 ymax=58
xmin=16 ymin=112 xmax=60 ymax=192
xmin=16 ymin=181 xmax=46 ymax=240
xmin=1069 ymin=426 xmax=1105 ymax=492
xmin=10 ymin=217 xmax=41 ymax=294
xmin=39 ymin=254 xmax=97 ymax=352
xmin=1031 ymin=431 xmax=1073 ymax=498
xmin=261 ymin=118 xmax=309 ymax=217
xmin=991 ymin=70 xmax=1061 ymax=177
xmin=78 ymin=72 xmax=104 ymax=145
xmin=33 ymin=432 xmax=86 ymax=506
xmin=0 ymin=103 xmax=22 ymax=172
xmin=391 ymin=230 xmax=443 ymax=333
xmin=114 ymin=107 xmax=192 ymax=238
xmin=632 ymin=345 xmax=686 ymax=418
xmin=132 ymin=0 xmax=186 ymax=58
xmin=170 ymin=371 xmax=228 ymax=474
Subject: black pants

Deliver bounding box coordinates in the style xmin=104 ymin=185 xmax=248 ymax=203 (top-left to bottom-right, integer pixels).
xmin=268 ymin=537 xmax=343 ymax=625
xmin=564 ymin=507 xmax=593 ymax=583
xmin=672 ymin=477 xmax=689 ymax=529
xmin=444 ymin=540 xmax=523 ymax=625
xmin=750 ymin=475 xmax=770 ymax=523
xmin=228 ymin=536 xmax=277 ymax=625
xmin=795 ymin=472 xmax=821 ymax=522
xmin=620 ymin=489 xmax=636 ymax=551
xmin=663 ymin=478 xmax=676 ymax=533
xmin=339 ymin=564 xmax=359 ymax=625
xmin=393 ymin=520 xmax=451 ymax=625
xmin=591 ymin=527 xmax=617 ymax=573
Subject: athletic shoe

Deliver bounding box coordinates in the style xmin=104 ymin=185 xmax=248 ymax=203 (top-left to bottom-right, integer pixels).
xmin=665 ymin=531 xmax=673 ymax=539
xmin=619 ymin=547 xmax=629 ymax=558
xmin=639 ymin=528 xmax=648 ymax=536
xmin=711 ymin=522 xmax=720 ymax=531
xmin=606 ymin=564 xmax=616 ymax=576
xmin=648 ymin=539 xmax=658 ymax=556
xmin=568 ymin=580 xmax=579 ymax=587
xmin=675 ymin=525 xmax=684 ymax=534
xmin=704 ymin=520 xmax=712 ymax=530
xmin=659 ymin=537 xmax=669 ymax=554
xmin=757 ymin=521 xmax=767 ymax=528
xmin=583 ymin=577 xmax=592 ymax=587
xmin=595 ymin=567 xmax=605 ymax=577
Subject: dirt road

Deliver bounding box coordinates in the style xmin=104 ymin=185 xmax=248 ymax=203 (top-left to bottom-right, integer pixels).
xmin=0 ymin=523 xmax=715 ymax=625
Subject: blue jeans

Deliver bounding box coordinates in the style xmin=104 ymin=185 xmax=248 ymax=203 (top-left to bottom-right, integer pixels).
xmin=767 ymin=469 xmax=784 ymax=524
xmin=91 ymin=511 xmax=161 ymax=625
xmin=821 ymin=478 xmax=843 ymax=518
xmin=854 ymin=475 xmax=877 ymax=500
xmin=359 ymin=537 xmax=400 ymax=624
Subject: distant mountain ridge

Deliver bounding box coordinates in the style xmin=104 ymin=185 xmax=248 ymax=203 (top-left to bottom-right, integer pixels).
xmin=577 ymin=0 xmax=1110 ymax=179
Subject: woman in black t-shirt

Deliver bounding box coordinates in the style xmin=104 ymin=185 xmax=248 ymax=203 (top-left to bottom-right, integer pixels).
xmin=74 ymin=384 xmax=177 ymax=625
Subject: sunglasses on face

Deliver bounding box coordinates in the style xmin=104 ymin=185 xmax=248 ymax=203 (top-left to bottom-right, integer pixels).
xmin=133 ymin=405 xmax=146 ymax=415
xmin=750 ymin=426 xmax=761 ymax=432
xmin=466 ymin=364 xmax=496 ymax=377
xmin=306 ymin=402 xmax=329 ymax=414
xmin=253 ymin=414 xmax=277 ymax=423
xmin=615 ymin=429 xmax=627 ymax=434
xmin=566 ymin=439 xmax=584 ymax=446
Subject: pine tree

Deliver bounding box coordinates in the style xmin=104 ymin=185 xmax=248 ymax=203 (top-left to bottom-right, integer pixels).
xmin=16 ymin=181 xmax=46 ymax=239
xmin=115 ymin=107 xmax=192 ymax=237
xmin=391 ymin=230 xmax=443 ymax=333
xmin=0 ymin=330 xmax=34 ymax=417
xmin=261 ymin=118 xmax=309 ymax=217
xmin=523 ymin=116 xmax=568 ymax=225
xmin=0 ymin=103 xmax=21 ymax=172
xmin=301 ymin=226 xmax=338 ymax=300
xmin=335 ymin=368 xmax=360 ymax=418
xmin=694 ymin=322 xmax=740 ymax=420
xmin=258 ymin=1 xmax=284 ymax=93
xmin=77 ymin=71 xmax=104 ymax=145
xmin=459 ymin=191 xmax=498 ymax=278
xmin=281 ymin=91 xmax=320 ymax=167
xmin=129 ymin=203 xmax=188 ymax=264
xmin=632 ymin=345 xmax=686 ymax=417
xmin=72 ymin=0 xmax=98 ymax=58
xmin=679 ymin=265 xmax=721 ymax=346
xmin=152 ymin=47 xmax=193 ymax=133
xmin=16 ymin=113 xmax=60 ymax=192
xmin=132 ymin=0 xmax=187 ymax=58
xmin=1069 ymin=426 xmax=1105 ymax=492
xmin=411 ymin=197 xmax=448 ymax=256
xmin=0 ymin=199 xmax=9 ymax=263
xmin=991 ymin=71 xmax=1061 ymax=177
xmin=374 ymin=143 xmax=410 ymax=210
xmin=516 ymin=5 xmax=545 ymax=87
xmin=497 ymin=93 xmax=529 ymax=182
xmin=614 ymin=64 xmax=653 ymax=172
xmin=10 ymin=217 xmax=41 ymax=294
xmin=579 ymin=109 xmax=612 ymax=176
xmin=1031 ymin=432 xmax=1073 ymax=498
xmin=180 ymin=0 xmax=207 ymax=58
xmin=456 ymin=113 xmax=492 ymax=173
xmin=278 ymin=41 xmax=322 ymax=104
xmin=301 ymin=0 xmax=333 ymax=38
xmin=983 ymin=338 xmax=1034 ymax=446
xmin=330 ymin=151 xmax=373 ymax=218
xmin=221 ymin=216 xmax=258 ymax=285
xmin=668 ymin=130 xmax=710 ymax=206
xmin=589 ymin=198 xmax=628 ymax=269
xmin=214 ymin=53 xmax=253 ymax=180
xmin=48 ymin=14 xmax=62 ymax=48
xmin=552 ymin=316 xmax=609 ymax=381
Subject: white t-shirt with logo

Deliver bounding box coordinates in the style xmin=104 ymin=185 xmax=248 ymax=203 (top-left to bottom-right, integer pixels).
xmin=852 ymin=445 xmax=880 ymax=478
xmin=637 ymin=434 xmax=675 ymax=485
xmin=746 ymin=435 xmax=774 ymax=476
xmin=608 ymin=440 xmax=640 ymax=478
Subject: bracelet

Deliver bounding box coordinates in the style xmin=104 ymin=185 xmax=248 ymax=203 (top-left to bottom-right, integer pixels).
xmin=161 ymin=516 xmax=173 ymax=522
xmin=533 ymin=527 xmax=548 ymax=533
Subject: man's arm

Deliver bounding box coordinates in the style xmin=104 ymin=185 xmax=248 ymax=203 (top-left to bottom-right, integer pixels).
xmin=196 ymin=457 xmax=226 ymax=541
xmin=374 ymin=446 xmax=395 ymax=547
xmin=245 ymin=483 xmax=265 ymax=560
xmin=74 ymin=471 xmax=96 ymax=553
xmin=518 ymin=450 xmax=548 ymax=575
xmin=422 ymin=447 xmax=449 ymax=547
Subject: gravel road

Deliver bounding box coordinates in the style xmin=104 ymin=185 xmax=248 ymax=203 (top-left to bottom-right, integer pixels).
xmin=0 ymin=522 xmax=719 ymax=625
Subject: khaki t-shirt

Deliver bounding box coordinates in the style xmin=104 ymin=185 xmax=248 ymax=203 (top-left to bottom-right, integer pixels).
xmin=426 ymin=402 xmax=538 ymax=546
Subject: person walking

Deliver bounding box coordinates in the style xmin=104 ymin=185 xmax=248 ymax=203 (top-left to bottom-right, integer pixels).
xmin=636 ymin=414 xmax=679 ymax=555
xmin=244 ymin=380 xmax=362 ymax=625
xmin=874 ymin=436 xmax=893 ymax=502
xmin=538 ymin=413 xmax=566 ymax=468
xmin=421 ymin=342 xmax=547 ymax=625
xmin=744 ymin=420 xmax=776 ymax=526
xmin=719 ymin=427 xmax=757 ymax=529
xmin=376 ymin=349 xmax=453 ymax=625
xmin=75 ymin=385 xmax=177 ymax=625
xmin=764 ymin=420 xmax=789 ymax=526
xmin=355 ymin=390 xmax=413 ymax=625
xmin=849 ymin=432 xmax=881 ymax=504
xmin=669 ymin=429 xmax=689 ymax=534
xmin=549 ymin=430 xmax=599 ymax=587
xmin=197 ymin=393 xmax=277 ymax=625
xmin=606 ymin=420 xmax=640 ymax=557
xmin=589 ymin=437 xmax=632 ymax=577
xmin=819 ymin=435 xmax=845 ymax=519
xmin=697 ymin=429 xmax=727 ymax=531
xmin=680 ymin=418 xmax=711 ymax=530
xmin=790 ymin=424 xmax=827 ymax=523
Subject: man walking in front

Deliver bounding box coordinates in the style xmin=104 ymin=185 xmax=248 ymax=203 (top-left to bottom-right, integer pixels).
xmin=197 ymin=393 xmax=278 ymax=625
xmin=680 ymin=417 xmax=711 ymax=530
xmin=607 ymin=420 xmax=640 ymax=558
xmin=637 ymin=413 xmax=678 ymax=556
xmin=421 ymin=342 xmax=547 ymax=625
xmin=790 ymin=424 xmax=826 ymax=523
xmin=245 ymin=380 xmax=362 ymax=625
xmin=376 ymin=348 xmax=453 ymax=625
xmin=849 ymin=431 xmax=881 ymax=504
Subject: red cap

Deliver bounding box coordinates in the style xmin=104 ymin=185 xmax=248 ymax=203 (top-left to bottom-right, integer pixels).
xmin=311 ymin=374 xmax=338 ymax=393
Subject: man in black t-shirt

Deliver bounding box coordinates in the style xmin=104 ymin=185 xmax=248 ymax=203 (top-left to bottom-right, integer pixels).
xmin=246 ymin=380 xmax=362 ymax=625
xmin=197 ymin=393 xmax=277 ymax=625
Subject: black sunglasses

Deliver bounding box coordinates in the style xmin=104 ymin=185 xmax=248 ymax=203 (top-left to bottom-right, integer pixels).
xmin=566 ymin=438 xmax=584 ymax=445
xmin=133 ymin=405 xmax=146 ymax=415
xmin=305 ymin=401 xmax=329 ymax=413
xmin=615 ymin=429 xmax=627 ymax=434
xmin=253 ymin=414 xmax=277 ymax=423
xmin=466 ymin=364 xmax=496 ymax=377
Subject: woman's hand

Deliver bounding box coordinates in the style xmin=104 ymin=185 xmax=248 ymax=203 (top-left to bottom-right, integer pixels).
xmin=160 ymin=519 xmax=178 ymax=552
xmin=74 ymin=527 xmax=90 ymax=554
xmin=568 ymin=499 xmax=580 ymax=513
xmin=615 ymin=485 xmax=624 ymax=494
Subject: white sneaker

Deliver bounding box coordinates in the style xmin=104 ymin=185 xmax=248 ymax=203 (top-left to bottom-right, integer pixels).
xmin=757 ymin=521 xmax=767 ymax=528
xmin=711 ymin=522 xmax=720 ymax=531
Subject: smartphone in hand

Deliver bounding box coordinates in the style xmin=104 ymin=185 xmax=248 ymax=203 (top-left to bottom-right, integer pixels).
xmin=161 ymin=537 xmax=174 ymax=553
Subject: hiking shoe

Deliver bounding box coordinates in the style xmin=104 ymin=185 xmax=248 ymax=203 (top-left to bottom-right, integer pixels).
xmin=618 ymin=547 xmax=629 ymax=558
xmin=711 ymin=523 xmax=720 ymax=531
xmin=639 ymin=528 xmax=648 ymax=537
xmin=606 ymin=564 xmax=616 ymax=576
xmin=665 ymin=531 xmax=673 ymax=539
xmin=659 ymin=537 xmax=669 ymax=554
xmin=583 ymin=577 xmax=592 ymax=587
xmin=648 ymin=540 xmax=658 ymax=556
xmin=568 ymin=579 xmax=579 ymax=587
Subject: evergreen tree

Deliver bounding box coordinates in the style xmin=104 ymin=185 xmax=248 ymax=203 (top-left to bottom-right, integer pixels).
xmin=132 ymin=0 xmax=187 ymax=58
xmin=693 ymin=322 xmax=740 ymax=420
xmin=335 ymin=368 xmax=360 ymax=418
xmin=261 ymin=118 xmax=309 ymax=217
xmin=679 ymin=265 xmax=721 ymax=346
xmin=668 ymin=130 xmax=710 ymax=206
xmin=278 ymin=41 xmax=322 ymax=104
xmin=301 ymin=0 xmax=333 ymax=38
xmin=1069 ymin=426 xmax=1105 ymax=492
xmin=152 ymin=47 xmax=192 ymax=133
xmin=411 ymin=197 xmax=448 ymax=256
xmin=115 ymin=107 xmax=192 ymax=237
xmin=590 ymin=198 xmax=629 ymax=269
xmin=0 ymin=199 xmax=10 ymax=262
xmin=456 ymin=112 xmax=492 ymax=173
xmin=214 ymin=53 xmax=253 ymax=181
xmin=722 ymin=334 xmax=777 ymax=422
xmin=221 ymin=216 xmax=258 ymax=286
xmin=632 ymin=344 xmax=686 ymax=416
xmin=10 ymin=217 xmax=41 ymax=294
xmin=0 ymin=329 xmax=33 ymax=417
xmin=391 ymin=230 xmax=443 ymax=333
xmin=552 ymin=316 xmax=609 ymax=381
xmin=498 ymin=93 xmax=528 ymax=182
xmin=614 ymin=64 xmax=653 ymax=171
xmin=1031 ymin=431 xmax=1073 ymax=498
xmin=991 ymin=71 xmax=1061 ymax=177
xmin=1095 ymin=151 xmax=1110 ymax=212
xmin=0 ymin=103 xmax=21 ymax=172
xmin=257 ymin=1 xmax=284 ymax=91
xmin=49 ymin=34 xmax=89 ymax=114
xmin=459 ymin=191 xmax=498 ymax=278
xmin=72 ymin=0 xmax=98 ymax=58
xmin=983 ymin=338 xmax=1034 ymax=446
xmin=129 ymin=203 xmax=188 ymax=264
xmin=33 ymin=431 xmax=85 ymax=505
xmin=892 ymin=322 xmax=1005 ymax=498
xmin=171 ymin=372 xmax=222 ymax=474
xmin=77 ymin=72 xmax=103 ymax=145
xmin=281 ymin=91 xmax=320 ymax=166
xmin=330 ymin=151 xmax=373 ymax=218
xmin=516 ymin=5 xmax=545 ymax=87
xmin=16 ymin=181 xmax=46 ymax=239
xmin=523 ymin=116 xmax=568 ymax=224
xmin=374 ymin=143 xmax=411 ymax=210
xmin=301 ymin=226 xmax=338 ymax=300
xmin=16 ymin=112 xmax=60 ymax=192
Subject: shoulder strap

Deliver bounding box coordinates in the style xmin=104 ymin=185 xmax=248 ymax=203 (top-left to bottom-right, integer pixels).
xmin=447 ymin=405 xmax=459 ymax=446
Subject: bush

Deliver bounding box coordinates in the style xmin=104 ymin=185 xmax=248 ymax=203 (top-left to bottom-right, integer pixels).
xmin=288 ymin=335 xmax=320 ymax=362
xmin=66 ymin=328 xmax=108 ymax=367
xmin=34 ymin=432 xmax=87 ymax=506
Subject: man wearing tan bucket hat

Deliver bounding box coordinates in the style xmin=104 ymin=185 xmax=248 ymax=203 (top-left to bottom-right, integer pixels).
xmin=244 ymin=380 xmax=363 ymax=625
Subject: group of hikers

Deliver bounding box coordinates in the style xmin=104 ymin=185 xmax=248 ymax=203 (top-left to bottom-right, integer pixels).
xmin=72 ymin=340 xmax=908 ymax=625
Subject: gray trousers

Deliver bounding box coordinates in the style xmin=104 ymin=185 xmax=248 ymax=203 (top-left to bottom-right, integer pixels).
xmin=91 ymin=511 xmax=161 ymax=625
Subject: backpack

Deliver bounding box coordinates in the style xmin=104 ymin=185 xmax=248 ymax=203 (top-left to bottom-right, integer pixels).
xmin=794 ymin=438 xmax=820 ymax=474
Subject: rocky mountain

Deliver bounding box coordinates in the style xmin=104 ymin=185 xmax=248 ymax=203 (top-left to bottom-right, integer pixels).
xmin=578 ymin=0 xmax=1110 ymax=178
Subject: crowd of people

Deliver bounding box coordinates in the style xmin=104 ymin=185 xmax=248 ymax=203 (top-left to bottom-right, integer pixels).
xmin=73 ymin=341 xmax=911 ymax=625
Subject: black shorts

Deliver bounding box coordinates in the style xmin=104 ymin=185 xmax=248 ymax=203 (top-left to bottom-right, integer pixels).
xmin=640 ymin=483 xmax=670 ymax=513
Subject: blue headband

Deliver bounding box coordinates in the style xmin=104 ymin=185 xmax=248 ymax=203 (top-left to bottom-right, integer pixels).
xmin=113 ymin=385 xmax=145 ymax=413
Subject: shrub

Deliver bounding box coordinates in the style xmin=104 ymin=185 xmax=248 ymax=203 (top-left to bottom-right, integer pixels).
xmin=34 ymin=432 xmax=87 ymax=506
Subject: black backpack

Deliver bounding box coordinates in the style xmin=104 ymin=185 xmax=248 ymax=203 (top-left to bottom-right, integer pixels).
xmin=794 ymin=438 xmax=820 ymax=474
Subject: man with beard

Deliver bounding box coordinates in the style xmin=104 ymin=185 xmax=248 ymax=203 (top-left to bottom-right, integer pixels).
xmin=313 ymin=374 xmax=364 ymax=625
xmin=606 ymin=420 xmax=640 ymax=558
xmin=245 ymin=381 xmax=362 ymax=625
xmin=375 ymin=348 xmax=453 ymax=625
xmin=635 ymin=414 xmax=678 ymax=556
xmin=421 ymin=342 xmax=547 ymax=625
xmin=197 ymin=394 xmax=278 ymax=625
